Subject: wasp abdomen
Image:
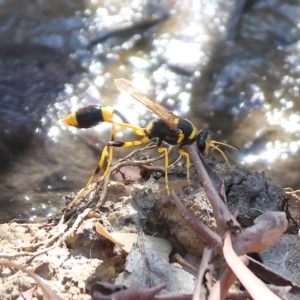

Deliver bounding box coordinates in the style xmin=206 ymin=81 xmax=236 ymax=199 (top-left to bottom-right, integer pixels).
xmin=63 ymin=105 xmax=114 ymax=128
xmin=76 ymin=105 xmax=106 ymax=128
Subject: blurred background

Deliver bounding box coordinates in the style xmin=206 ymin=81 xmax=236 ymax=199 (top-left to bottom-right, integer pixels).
xmin=0 ymin=0 xmax=300 ymax=222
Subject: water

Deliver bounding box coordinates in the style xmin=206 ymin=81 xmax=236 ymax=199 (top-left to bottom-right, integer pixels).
xmin=1 ymin=0 xmax=300 ymax=222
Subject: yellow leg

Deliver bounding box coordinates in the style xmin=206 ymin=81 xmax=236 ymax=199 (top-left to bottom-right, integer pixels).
xmin=67 ymin=144 xmax=112 ymax=208
xmin=70 ymin=133 xmax=150 ymax=207
xmin=107 ymin=136 xmax=151 ymax=148
xmin=68 ymin=123 xmax=146 ymax=207
xmin=100 ymin=123 xmax=117 ymax=179
xmin=100 ymin=145 xmax=114 ymax=179
xmin=108 ymin=137 xmax=171 ymax=194
xmin=100 ymin=122 xmax=148 ymax=178
xmin=157 ymin=146 xmax=170 ymax=195
xmin=111 ymin=123 xmax=117 ymax=140
xmin=111 ymin=121 xmax=145 ymax=136
xmin=68 ymin=124 xmax=117 ymax=208
xmin=179 ymin=148 xmax=190 ymax=185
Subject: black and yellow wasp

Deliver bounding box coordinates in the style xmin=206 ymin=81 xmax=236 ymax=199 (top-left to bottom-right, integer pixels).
xmin=63 ymin=78 xmax=236 ymax=205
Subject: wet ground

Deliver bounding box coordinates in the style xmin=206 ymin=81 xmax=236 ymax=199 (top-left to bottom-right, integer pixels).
xmin=1 ymin=0 xmax=300 ymax=222
xmin=0 ymin=154 xmax=297 ymax=299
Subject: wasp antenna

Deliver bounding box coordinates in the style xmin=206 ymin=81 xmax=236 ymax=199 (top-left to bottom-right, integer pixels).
xmin=210 ymin=140 xmax=240 ymax=151
xmin=209 ymin=143 xmax=233 ymax=171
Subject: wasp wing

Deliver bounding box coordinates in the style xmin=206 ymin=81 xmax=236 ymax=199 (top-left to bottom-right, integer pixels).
xmin=114 ymin=78 xmax=179 ymax=133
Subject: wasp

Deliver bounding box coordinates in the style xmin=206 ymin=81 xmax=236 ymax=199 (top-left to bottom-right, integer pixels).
xmin=63 ymin=78 xmax=237 ymax=205
xmin=110 ymin=79 xmax=237 ymax=191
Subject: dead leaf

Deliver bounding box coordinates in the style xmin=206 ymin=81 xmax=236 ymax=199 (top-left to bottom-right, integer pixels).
xmin=95 ymin=222 xmax=124 ymax=249
xmin=116 ymin=232 xmax=194 ymax=294
xmin=95 ymin=223 xmax=172 ymax=260
xmin=16 ymin=285 xmax=37 ymax=300
xmin=223 ymin=232 xmax=282 ymax=300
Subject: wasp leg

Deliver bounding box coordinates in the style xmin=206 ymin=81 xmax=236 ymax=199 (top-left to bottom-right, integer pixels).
xmin=157 ymin=146 xmax=171 ymax=195
xmin=67 ymin=144 xmax=110 ymax=207
xmin=68 ymin=125 xmax=117 ymax=208
xmin=111 ymin=121 xmax=145 ymax=136
xmin=179 ymin=148 xmax=191 ymax=185
xmin=98 ymin=125 xmax=148 ymax=180
xmin=107 ymin=135 xmax=151 ymax=148
xmin=69 ymin=125 xmax=147 ymax=207
xmin=108 ymin=137 xmax=172 ymax=194
xmin=100 ymin=123 xmax=116 ymax=179
xmin=98 ymin=121 xmax=147 ymax=180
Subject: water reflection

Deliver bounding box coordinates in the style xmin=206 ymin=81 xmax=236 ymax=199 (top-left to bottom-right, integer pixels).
xmin=1 ymin=0 xmax=300 ymax=222
xmin=0 ymin=193 xmax=65 ymax=223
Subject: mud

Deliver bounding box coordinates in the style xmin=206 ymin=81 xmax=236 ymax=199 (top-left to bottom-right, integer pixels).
xmin=1 ymin=152 xmax=298 ymax=299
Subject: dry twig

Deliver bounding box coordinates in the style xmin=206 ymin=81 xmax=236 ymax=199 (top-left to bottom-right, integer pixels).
xmin=0 ymin=259 xmax=63 ymax=300
xmin=193 ymin=248 xmax=213 ymax=300
xmin=188 ymin=144 xmax=240 ymax=234
xmin=92 ymin=283 xmax=166 ymax=300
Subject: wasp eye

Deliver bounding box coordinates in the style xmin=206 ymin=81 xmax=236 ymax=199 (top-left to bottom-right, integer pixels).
xmin=196 ymin=130 xmax=210 ymax=154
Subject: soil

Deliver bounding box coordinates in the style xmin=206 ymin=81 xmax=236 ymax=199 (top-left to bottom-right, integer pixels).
xmin=0 ymin=148 xmax=299 ymax=300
